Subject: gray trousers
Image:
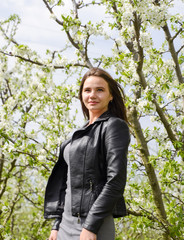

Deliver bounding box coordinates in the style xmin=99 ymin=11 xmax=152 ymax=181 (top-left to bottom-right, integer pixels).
xmin=57 ymin=215 xmax=115 ymax=240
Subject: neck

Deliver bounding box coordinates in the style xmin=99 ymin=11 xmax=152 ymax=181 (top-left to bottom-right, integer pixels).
xmin=88 ymin=114 xmax=100 ymax=125
xmin=88 ymin=110 xmax=108 ymax=125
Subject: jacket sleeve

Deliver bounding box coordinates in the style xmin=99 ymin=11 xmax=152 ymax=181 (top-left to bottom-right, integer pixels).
xmin=44 ymin=141 xmax=69 ymax=223
xmin=52 ymin=217 xmax=62 ymax=230
xmin=83 ymin=118 xmax=130 ymax=234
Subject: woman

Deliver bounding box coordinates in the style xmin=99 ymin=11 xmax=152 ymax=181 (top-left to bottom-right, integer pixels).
xmin=44 ymin=67 xmax=130 ymax=240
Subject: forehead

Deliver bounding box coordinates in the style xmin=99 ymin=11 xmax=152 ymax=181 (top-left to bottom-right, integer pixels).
xmin=83 ymin=76 xmax=109 ymax=88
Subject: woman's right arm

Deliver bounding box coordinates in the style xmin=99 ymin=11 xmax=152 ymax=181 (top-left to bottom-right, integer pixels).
xmin=48 ymin=217 xmax=61 ymax=240
xmin=49 ymin=230 xmax=58 ymax=240
xmin=83 ymin=118 xmax=130 ymax=234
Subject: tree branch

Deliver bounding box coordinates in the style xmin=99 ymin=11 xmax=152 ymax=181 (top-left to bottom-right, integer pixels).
xmin=42 ymin=0 xmax=64 ymax=26
xmin=163 ymin=192 xmax=184 ymax=205
xmin=21 ymin=192 xmax=43 ymax=210
xmin=177 ymin=44 xmax=184 ymax=55
xmin=161 ymin=96 xmax=183 ymax=109
xmin=78 ymin=2 xmax=101 ymax=9
xmin=43 ymin=0 xmax=93 ymax=68
xmin=127 ymin=209 xmax=156 ymax=221
xmin=0 ymin=50 xmax=89 ymax=69
xmin=3 ymin=193 xmax=20 ymax=225
xmin=0 ymin=159 xmax=16 ymax=199
xmin=0 ymin=152 xmax=4 ymax=186
xmin=162 ymin=23 xmax=184 ymax=84
xmin=171 ymin=28 xmax=183 ymax=42
xmin=124 ymin=12 xmax=182 ymax=156
xmin=0 ymin=22 xmax=19 ymax=46
xmin=71 ymin=0 xmax=79 ymax=19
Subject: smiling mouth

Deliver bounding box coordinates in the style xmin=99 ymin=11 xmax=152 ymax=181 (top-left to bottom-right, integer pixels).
xmin=89 ymin=102 xmax=98 ymax=104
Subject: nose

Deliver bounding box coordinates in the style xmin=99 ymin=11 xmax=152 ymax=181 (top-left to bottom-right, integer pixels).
xmin=89 ymin=90 xmax=96 ymax=98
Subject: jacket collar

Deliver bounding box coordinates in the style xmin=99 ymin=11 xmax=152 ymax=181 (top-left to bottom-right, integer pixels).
xmin=95 ymin=110 xmax=112 ymax=122
xmin=84 ymin=111 xmax=113 ymax=127
xmin=71 ymin=111 xmax=113 ymax=140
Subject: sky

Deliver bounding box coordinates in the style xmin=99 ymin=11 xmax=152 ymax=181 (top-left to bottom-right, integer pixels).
xmin=0 ymin=1 xmax=69 ymax=52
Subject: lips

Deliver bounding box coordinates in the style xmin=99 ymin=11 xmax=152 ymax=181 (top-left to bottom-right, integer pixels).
xmin=89 ymin=101 xmax=98 ymax=104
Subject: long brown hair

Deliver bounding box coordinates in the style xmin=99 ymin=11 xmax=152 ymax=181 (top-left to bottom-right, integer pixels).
xmin=79 ymin=67 xmax=128 ymax=123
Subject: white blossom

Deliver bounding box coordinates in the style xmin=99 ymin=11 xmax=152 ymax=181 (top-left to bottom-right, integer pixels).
xmin=37 ymin=154 xmax=45 ymax=161
xmin=150 ymin=116 xmax=157 ymax=122
xmin=140 ymin=32 xmax=153 ymax=49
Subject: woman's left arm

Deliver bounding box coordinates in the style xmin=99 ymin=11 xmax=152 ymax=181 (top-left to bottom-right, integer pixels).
xmin=83 ymin=118 xmax=130 ymax=234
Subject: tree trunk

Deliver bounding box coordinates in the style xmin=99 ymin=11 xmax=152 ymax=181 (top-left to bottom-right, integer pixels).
xmin=128 ymin=106 xmax=170 ymax=238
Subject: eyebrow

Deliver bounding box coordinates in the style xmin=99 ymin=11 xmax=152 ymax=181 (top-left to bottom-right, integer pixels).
xmin=83 ymin=86 xmax=105 ymax=89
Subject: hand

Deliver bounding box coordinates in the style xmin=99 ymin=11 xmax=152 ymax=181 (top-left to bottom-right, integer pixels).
xmin=49 ymin=230 xmax=58 ymax=240
xmin=80 ymin=228 xmax=97 ymax=240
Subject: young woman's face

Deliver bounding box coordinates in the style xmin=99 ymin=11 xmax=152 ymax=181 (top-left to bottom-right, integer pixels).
xmin=82 ymin=76 xmax=113 ymax=117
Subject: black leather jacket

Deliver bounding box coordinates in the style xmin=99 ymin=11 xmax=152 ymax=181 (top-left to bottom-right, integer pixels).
xmin=44 ymin=111 xmax=130 ymax=234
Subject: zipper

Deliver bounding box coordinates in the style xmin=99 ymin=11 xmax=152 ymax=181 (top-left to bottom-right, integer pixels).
xmin=77 ymin=213 xmax=80 ymax=223
xmin=89 ymin=180 xmax=93 ymax=191
xmin=88 ymin=179 xmax=95 ymax=212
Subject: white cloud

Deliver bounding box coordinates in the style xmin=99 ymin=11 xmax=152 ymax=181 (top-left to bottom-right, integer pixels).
xmin=0 ymin=0 xmax=68 ymax=53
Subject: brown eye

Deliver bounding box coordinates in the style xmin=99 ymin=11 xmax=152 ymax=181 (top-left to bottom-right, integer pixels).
xmin=84 ymin=89 xmax=90 ymax=92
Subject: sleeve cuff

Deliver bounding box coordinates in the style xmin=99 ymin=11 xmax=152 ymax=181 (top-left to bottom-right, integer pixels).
xmin=52 ymin=217 xmax=62 ymax=230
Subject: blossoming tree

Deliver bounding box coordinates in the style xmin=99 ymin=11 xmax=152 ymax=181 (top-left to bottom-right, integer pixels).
xmin=0 ymin=0 xmax=183 ymax=239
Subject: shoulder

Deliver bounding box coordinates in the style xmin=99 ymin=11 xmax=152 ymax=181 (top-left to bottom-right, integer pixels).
xmin=103 ymin=116 xmax=130 ymax=148
xmin=106 ymin=116 xmax=129 ymax=131
xmin=102 ymin=116 xmax=130 ymax=142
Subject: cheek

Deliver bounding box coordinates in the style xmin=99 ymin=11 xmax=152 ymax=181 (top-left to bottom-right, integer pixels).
xmin=82 ymin=93 xmax=87 ymax=103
